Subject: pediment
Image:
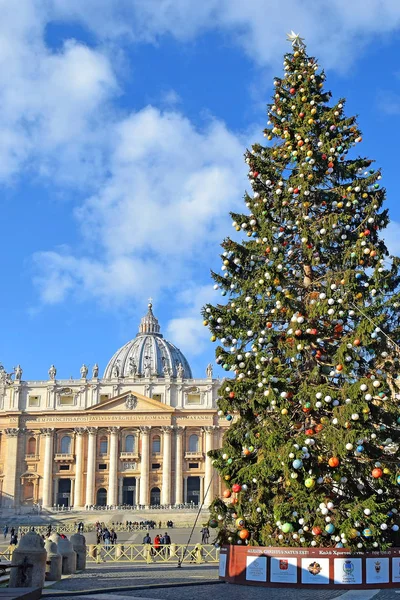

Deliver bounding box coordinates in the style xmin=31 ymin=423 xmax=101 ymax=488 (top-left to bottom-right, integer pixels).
xmin=87 ymin=390 xmax=173 ymax=413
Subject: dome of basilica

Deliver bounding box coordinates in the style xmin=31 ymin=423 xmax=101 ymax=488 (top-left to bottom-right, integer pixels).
xmin=103 ymin=303 xmax=192 ymax=379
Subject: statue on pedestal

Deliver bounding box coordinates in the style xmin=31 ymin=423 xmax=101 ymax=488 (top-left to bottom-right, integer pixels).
xmin=177 ymin=363 xmax=184 ymax=378
xmin=92 ymin=363 xmax=99 ymax=379
xmin=48 ymin=365 xmax=57 ymax=380
xmin=80 ymin=364 xmax=88 ymax=379
xmin=14 ymin=365 xmax=23 ymax=381
xmin=206 ymin=363 xmax=213 ymax=378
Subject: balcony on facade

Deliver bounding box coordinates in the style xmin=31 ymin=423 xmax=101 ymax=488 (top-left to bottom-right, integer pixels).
xmin=54 ymin=453 xmax=74 ymax=462
xmin=119 ymin=451 xmax=140 ymax=461
xmin=25 ymin=454 xmax=40 ymax=462
xmin=184 ymin=451 xmax=204 ymax=460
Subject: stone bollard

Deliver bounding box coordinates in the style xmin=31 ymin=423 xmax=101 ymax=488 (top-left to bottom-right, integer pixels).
xmin=70 ymin=533 xmax=86 ymax=571
xmin=49 ymin=533 xmax=76 ymax=575
xmin=115 ymin=544 xmax=124 ymax=559
xmin=170 ymin=543 xmax=177 ymax=557
xmin=9 ymin=531 xmax=46 ymax=588
xmin=44 ymin=539 xmax=62 ymax=581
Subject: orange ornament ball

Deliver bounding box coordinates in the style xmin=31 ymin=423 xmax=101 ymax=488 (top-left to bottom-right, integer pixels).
xmin=328 ymin=457 xmax=340 ymax=468
xmin=312 ymin=526 xmax=322 ymax=536
xmin=353 ymin=339 xmax=361 ymax=346
xmin=372 ymin=468 xmax=383 ymax=479
xmin=267 ymin=322 xmax=273 ymax=328
xmin=239 ymin=529 xmax=250 ymax=540
xmin=336 ymin=364 xmax=343 ymax=372
xmin=223 ymin=490 xmax=231 ymax=498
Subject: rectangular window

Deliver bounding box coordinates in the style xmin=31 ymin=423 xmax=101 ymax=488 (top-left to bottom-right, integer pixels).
xmin=59 ymin=465 xmax=70 ymax=471
xmin=189 ymin=462 xmax=199 ymax=469
xmin=152 ymin=394 xmax=162 ymax=402
xmin=152 ymin=463 xmax=161 ymax=470
xmin=187 ymin=394 xmax=201 ymax=405
xmin=59 ymin=395 xmax=74 ymax=406
xmin=28 ymin=395 xmax=40 ymax=407
xmin=98 ymin=464 xmax=107 ymax=470
xmin=100 ymin=394 xmax=109 ymax=403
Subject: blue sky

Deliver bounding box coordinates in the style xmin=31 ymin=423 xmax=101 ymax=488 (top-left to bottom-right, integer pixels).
xmin=2 ymin=0 xmax=400 ymax=381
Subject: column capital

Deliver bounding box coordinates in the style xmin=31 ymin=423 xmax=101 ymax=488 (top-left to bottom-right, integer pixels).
xmin=202 ymin=426 xmax=216 ymax=434
xmin=74 ymin=427 xmax=86 ymax=436
xmin=5 ymin=428 xmax=22 ymax=437
xmin=86 ymin=427 xmax=98 ymax=435
xmin=161 ymin=426 xmax=173 ymax=434
xmin=139 ymin=426 xmax=151 ymax=434
xmin=40 ymin=428 xmax=55 ymax=437
xmin=174 ymin=426 xmax=185 ymax=435
xmin=108 ymin=426 xmax=121 ymax=435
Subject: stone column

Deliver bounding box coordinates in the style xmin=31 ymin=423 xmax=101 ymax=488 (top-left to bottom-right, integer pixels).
xmin=183 ymin=476 xmax=188 ymax=503
xmin=85 ymin=427 xmax=97 ymax=506
xmin=41 ymin=428 xmax=54 ymax=508
xmin=73 ymin=428 xmax=85 ymax=508
xmin=3 ymin=429 xmax=21 ymax=507
xmin=200 ymin=476 xmax=204 ymax=503
xmin=174 ymin=426 xmax=185 ymax=505
xmin=118 ymin=476 xmax=123 ymax=505
xmin=108 ymin=427 xmax=120 ymax=506
xmin=136 ymin=476 xmax=140 ymax=506
xmin=202 ymin=426 xmax=215 ymax=508
xmin=139 ymin=426 xmax=151 ymax=506
xmin=161 ymin=426 xmax=173 ymax=505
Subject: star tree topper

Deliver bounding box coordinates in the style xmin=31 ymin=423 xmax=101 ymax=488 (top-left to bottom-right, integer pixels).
xmin=286 ymin=30 xmax=305 ymax=49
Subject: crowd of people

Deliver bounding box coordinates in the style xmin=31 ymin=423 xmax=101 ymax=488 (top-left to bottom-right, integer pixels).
xmin=142 ymin=531 xmax=172 ymax=557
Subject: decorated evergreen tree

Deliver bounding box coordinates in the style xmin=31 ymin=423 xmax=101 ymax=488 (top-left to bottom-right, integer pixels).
xmin=203 ymin=33 xmax=400 ymax=550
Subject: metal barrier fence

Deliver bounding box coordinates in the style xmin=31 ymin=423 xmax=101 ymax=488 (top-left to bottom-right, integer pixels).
xmin=0 ymin=547 xmax=13 ymax=561
xmin=86 ymin=543 xmax=219 ymax=564
xmin=17 ymin=522 xmax=199 ymax=535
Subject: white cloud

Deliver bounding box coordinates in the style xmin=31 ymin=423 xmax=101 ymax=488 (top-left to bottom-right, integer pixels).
xmin=0 ymin=1 xmax=117 ymax=183
xmin=33 ymin=107 xmax=247 ymax=306
xmin=48 ymin=0 xmax=400 ymax=70
xmin=166 ymin=285 xmax=216 ymax=356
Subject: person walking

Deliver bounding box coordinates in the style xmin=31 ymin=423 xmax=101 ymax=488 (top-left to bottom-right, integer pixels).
xmin=143 ymin=532 xmax=151 ymax=544
xmin=103 ymin=528 xmax=111 ymax=549
xmin=3 ymin=525 xmax=8 ymax=540
xmin=110 ymin=529 xmax=117 ymax=545
xmin=201 ymin=526 xmax=210 ymax=544
xmin=163 ymin=532 xmax=171 ymax=558
xmin=153 ymin=534 xmax=161 ymax=556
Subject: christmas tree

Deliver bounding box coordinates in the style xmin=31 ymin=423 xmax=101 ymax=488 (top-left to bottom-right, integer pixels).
xmin=203 ymin=33 xmax=400 ymax=550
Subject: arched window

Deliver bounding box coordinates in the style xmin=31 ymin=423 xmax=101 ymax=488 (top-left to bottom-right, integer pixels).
xmin=60 ymin=435 xmax=71 ymax=454
xmin=100 ymin=436 xmax=108 ymax=454
xmin=27 ymin=437 xmax=36 ymax=455
xmin=189 ymin=434 xmax=199 ymax=452
xmin=125 ymin=435 xmax=135 ymax=452
xmin=152 ymin=435 xmax=161 ymax=454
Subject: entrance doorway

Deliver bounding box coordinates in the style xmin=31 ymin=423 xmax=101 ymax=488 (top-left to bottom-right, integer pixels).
xmin=96 ymin=487 xmax=107 ymax=506
xmin=150 ymin=487 xmax=160 ymax=506
xmin=122 ymin=477 xmax=136 ymax=505
xmin=57 ymin=479 xmax=71 ymax=507
xmin=187 ymin=476 xmax=200 ymax=505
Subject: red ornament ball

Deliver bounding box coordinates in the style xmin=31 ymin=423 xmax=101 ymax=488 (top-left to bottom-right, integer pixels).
xmin=232 ymin=484 xmax=242 ymax=493
xmin=312 ymin=526 xmax=322 ymax=536
xmin=372 ymin=468 xmax=383 ymax=479
xmin=290 ymin=88 xmax=296 ymax=95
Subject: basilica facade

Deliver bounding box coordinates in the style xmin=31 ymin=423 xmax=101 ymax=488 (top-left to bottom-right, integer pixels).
xmin=0 ymin=304 xmax=226 ymax=509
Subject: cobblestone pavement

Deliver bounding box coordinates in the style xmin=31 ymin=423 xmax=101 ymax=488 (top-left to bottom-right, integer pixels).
xmin=41 ymin=564 xmax=400 ymax=600
xmin=41 ymin=563 xmax=400 ymax=600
